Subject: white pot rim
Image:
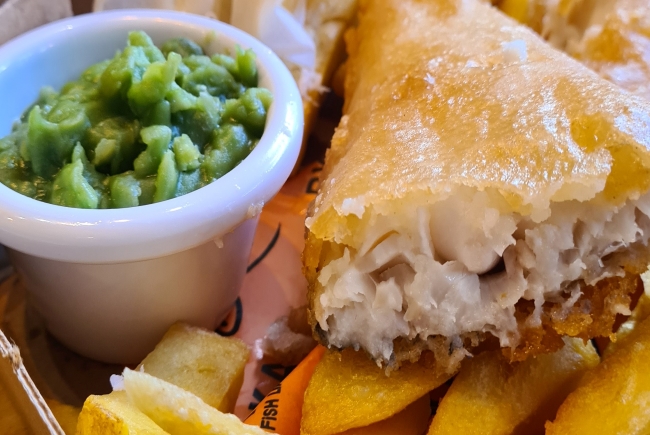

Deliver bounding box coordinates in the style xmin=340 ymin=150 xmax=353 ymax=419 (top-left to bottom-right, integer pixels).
xmin=0 ymin=9 xmax=303 ymax=263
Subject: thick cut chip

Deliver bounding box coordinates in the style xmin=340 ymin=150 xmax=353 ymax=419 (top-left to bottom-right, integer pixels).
xmin=547 ymin=314 xmax=650 ymax=434
xmin=138 ymin=322 xmax=249 ymax=413
xmin=76 ymin=391 xmax=168 ymax=434
xmin=300 ymin=349 xmax=452 ymax=435
xmin=336 ymin=394 xmax=431 ymax=435
xmin=122 ymin=368 xmax=269 ymax=435
xmin=428 ymin=338 xmax=599 ymax=435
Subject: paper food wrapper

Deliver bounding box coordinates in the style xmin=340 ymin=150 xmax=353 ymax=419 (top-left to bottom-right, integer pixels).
xmin=0 ymin=329 xmax=65 ymax=434
xmin=226 ymin=161 xmax=323 ymax=417
xmin=0 ymin=0 xmax=72 ymax=45
xmin=245 ymin=345 xmax=325 ymax=434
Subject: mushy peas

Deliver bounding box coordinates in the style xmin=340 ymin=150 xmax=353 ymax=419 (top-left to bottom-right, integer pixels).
xmin=0 ymin=31 xmax=272 ymax=208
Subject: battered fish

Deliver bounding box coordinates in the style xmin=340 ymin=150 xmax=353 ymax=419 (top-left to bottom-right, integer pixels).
xmin=304 ymin=0 xmax=650 ymax=369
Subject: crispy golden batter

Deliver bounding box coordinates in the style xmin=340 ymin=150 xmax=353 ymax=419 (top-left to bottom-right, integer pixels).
xmin=507 ymin=272 xmax=643 ymax=361
xmin=304 ymin=0 xmax=650 ymax=367
xmin=307 ymin=0 xmax=650 ymax=244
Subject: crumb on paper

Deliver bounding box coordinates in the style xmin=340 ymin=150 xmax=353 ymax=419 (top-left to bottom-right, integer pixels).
xmin=297 ymin=68 xmax=327 ymax=101
xmin=286 ymin=304 xmax=314 ymax=336
xmin=260 ymin=306 xmax=317 ymax=366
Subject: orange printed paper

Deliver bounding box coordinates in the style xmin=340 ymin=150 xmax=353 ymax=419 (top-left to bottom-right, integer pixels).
xmin=245 ymin=346 xmax=326 ymax=434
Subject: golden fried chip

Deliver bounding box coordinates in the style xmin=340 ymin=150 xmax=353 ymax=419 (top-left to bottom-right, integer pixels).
xmin=337 ymin=394 xmax=431 ymax=435
xmin=122 ymin=368 xmax=268 ymax=435
xmin=138 ymin=323 xmax=249 ymax=413
xmin=429 ymin=338 xmax=598 ymax=435
xmin=300 ymin=349 xmax=451 ymax=435
xmin=547 ymin=316 xmax=650 ymax=434
xmin=77 ymin=391 xmax=168 ymax=434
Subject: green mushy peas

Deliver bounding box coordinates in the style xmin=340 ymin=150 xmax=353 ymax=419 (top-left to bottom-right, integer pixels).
xmin=0 ymin=31 xmax=272 ymax=209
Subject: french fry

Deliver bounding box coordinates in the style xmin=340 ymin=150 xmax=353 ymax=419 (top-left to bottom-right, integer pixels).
xmin=122 ymin=368 xmax=268 ymax=435
xmin=300 ymin=349 xmax=452 ymax=435
xmin=76 ymin=391 xmax=168 ymax=435
xmin=78 ymin=323 xmax=252 ymax=434
xmin=546 ymin=314 xmax=650 ymax=434
xmin=336 ymin=394 xmax=431 ymax=435
xmin=138 ymin=323 xmax=249 ymax=413
xmin=428 ymin=338 xmax=599 ymax=435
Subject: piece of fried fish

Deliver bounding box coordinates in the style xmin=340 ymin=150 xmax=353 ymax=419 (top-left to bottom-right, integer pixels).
xmin=499 ymin=0 xmax=650 ymax=100
xmin=304 ymin=0 xmax=650 ymax=370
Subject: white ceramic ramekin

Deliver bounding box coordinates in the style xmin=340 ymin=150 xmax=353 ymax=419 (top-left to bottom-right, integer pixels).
xmin=0 ymin=10 xmax=303 ymax=363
